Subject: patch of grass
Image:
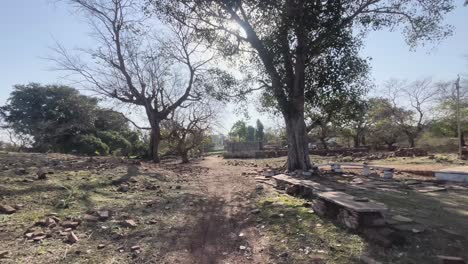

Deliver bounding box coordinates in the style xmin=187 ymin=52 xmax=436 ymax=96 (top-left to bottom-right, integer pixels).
xmin=256 ymin=194 xmax=365 ymax=264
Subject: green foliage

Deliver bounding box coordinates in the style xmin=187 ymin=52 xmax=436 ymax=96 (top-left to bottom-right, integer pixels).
xmin=1 ymin=83 xmax=145 ymax=156
xmin=96 ymin=131 xmax=132 ymax=156
xmin=229 ymin=121 xmax=248 ymax=142
xmin=246 ymin=126 xmax=256 ymax=142
xmin=71 ymin=135 xmax=109 ymax=156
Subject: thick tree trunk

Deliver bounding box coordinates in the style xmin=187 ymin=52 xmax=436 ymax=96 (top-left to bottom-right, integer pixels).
xmin=353 ymin=135 xmax=359 ymax=148
xmin=284 ymin=113 xmax=311 ymax=171
xmin=408 ymin=136 xmax=415 ymax=148
xmin=149 ymin=122 xmax=161 ymax=163
xmin=461 ymin=131 xmax=465 ymax=147
xmin=180 ymin=151 xmax=189 ymax=163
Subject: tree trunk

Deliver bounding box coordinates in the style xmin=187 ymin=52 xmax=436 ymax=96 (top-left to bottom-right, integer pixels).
xmin=461 ymin=131 xmax=465 ymax=147
xmin=149 ymin=122 xmax=161 ymax=163
xmin=284 ymin=113 xmax=311 ymax=171
xmin=353 ymin=135 xmax=359 ymax=148
xmin=320 ymin=137 xmax=328 ymax=150
xmin=408 ymin=136 xmax=415 ymax=148
xmin=180 ymin=150 xmax=189 ymax=163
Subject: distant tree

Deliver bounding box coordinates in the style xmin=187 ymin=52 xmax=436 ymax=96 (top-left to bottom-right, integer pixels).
xmin=0 ymin=83 xmax=144 ymax=156
xmin=229 ymin=121 xmax=248 ymax=142
xmin=366 ymin=98 xmax=405 ymax=149
xmin=0 ymin=83 xmax=97 ymax=152
xmin=162 ymin=102 xmax=216 ymax=163
xmin=246 ymin=125 xmax=256 ymax=142
xmin=53 ymin=0 xmax=218 ymax=162
xmin=256 ymin=120 xmax=264 ymax=142
xmin=385 ymin=78 xmax=438 ymax=147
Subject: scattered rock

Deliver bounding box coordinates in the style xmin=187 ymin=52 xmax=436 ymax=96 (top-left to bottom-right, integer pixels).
xmin=118 ymin=184 xmax=129 ymax=192
xmin=0 ymin=251 xmax=9 ymax=258
xmin=255 ymin=184 xmax=264 ymax=191
xmin=33 ymin=235 xmax=46 ymax=242
xmin=67 ymin=231 xmax=79 ymax=244
xmin=37 ymin=169 xmax=47 ymax=180
xmin=250 ymin=209 xmax=261 ymax=214
xmin=278 ymin=252 xmax=289 ymax=258
xmin=130 ymin=245 xmax=141 ymax=251
xmin=61 ymin=221 xmax=80 ymax=229
xmin=15 ymin=168 xmax=27 ymax=175
xmin=239 ymin=245 xmax=247 ymax=250
xmin=97 ymin=210 xmax=110 ymax=221
xmin=122 ymin=219 xmax=137 ymax=228
xmin=175 ymin=185 xmax=181 ymax=190
xmin=436 ymin=255 xmax=466 ymax=264
xmin=98 ymin=244 xmax=106 ymax=249
xmin=0 ymin=205 xmax=16 ymax=214
xmin=392 ymin=215 xmax=413 ymax=223
xmin=83 ymin=214 xmax=99 ymax=222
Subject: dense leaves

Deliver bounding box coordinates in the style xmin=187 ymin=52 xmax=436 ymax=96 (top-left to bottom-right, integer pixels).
xmin=0 ymin=83 xmax=145 ymax=156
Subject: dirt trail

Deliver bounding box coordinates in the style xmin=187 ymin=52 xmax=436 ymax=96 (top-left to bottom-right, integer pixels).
xmin=182 ymin=156 xmax=268 ymax=264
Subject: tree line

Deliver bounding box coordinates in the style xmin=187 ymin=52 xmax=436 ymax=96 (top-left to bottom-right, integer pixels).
xmin=4 ymin=0 xmax=463 ymax=169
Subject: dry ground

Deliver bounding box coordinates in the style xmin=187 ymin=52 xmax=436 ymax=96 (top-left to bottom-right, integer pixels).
xmin=1 ymin=152 xmax=468 ymax=263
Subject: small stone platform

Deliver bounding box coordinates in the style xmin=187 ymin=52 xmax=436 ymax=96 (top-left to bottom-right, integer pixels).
xmin=317 ymin=192 xmax=387 ymax=213
xmin=435 ymin=167 xmax=468 ymax=183
xmin=272 ymin=174 xmax=402 ymax=246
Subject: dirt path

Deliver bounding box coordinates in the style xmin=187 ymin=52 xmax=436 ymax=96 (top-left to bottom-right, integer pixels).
xmin=180 ymin=156 xmax=269 ymax=264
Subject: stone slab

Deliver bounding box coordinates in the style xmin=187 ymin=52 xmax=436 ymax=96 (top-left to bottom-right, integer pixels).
xmin=272 ymin=174 xmax=333 ymax=192
xmin=435 ymin=167 xmax=468 ymax=183
xmin=317 ymin=191 xmax=388 ymax=213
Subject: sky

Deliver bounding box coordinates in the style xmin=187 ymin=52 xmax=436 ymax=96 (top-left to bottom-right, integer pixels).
xmin=1 ymin=0 xmax=467 ymax=134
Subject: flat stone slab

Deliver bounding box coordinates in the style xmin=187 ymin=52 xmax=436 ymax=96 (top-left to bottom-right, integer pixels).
xmin=435 ymin=166 xmax=468 ymax=183
xmin=272 ymin=174 xmax=333 ymax=192
xmin=317 ymin=192 xmax=388 ymax=213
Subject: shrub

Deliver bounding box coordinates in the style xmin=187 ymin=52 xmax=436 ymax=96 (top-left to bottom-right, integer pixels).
xmin=72 ymin=135 xmax=109 ymax=156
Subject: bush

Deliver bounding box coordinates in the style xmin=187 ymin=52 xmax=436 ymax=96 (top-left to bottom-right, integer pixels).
xmin=96 ymin=131 xmax=131 ymax=156
xmin=72 ymin=135 xmax=109 ymax=156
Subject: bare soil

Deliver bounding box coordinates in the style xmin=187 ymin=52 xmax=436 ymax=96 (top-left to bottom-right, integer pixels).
xmin=1 ymin=152 xmax=468 ymax=263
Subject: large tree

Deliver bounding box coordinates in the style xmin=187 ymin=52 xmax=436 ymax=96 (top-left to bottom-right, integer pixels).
xmin=53 ymin=0 xmax=214 ymax=162
xmin=161 ymin=101 xmax=216 ymax=163
xmin=151 ymin=0 xmax=454 ymax=170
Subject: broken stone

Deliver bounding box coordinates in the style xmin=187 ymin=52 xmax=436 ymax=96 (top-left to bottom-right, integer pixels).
xmin=97 ymin=210 xmax=110 ymax=221
xmin=14 ymin=204 xmax=24 ymax=210
xmin=24 ymin=232 xmax=34 ymax=239
xmin=97 ymin=244 xmax=106 ymax=249
xmin=0 ymin=251 xmax=9 ymax=258
xmin=175 ymin=185 xmax=181 ymax=190
xmin=0 ymin=205 xmax=16 ymax=214
xmin=68 ymin=231 xmax=79 ymax=244
xmin=255 ymin=184 xmax=264 ymax=191
xmin=16 ymin=168 xmax=27 ymax=175
xmin=392 ymin=215 xmax=413 ymax=223
xmin=437 ymin=256 xmax=466 ymax=264
xmin=45 ymin=217 xmax=57 ymax=226
xmin=122 ymin=219 xmax=137 ymax=228
xmin=250 ymin=209 xmax=261 ymax=214
xmin=64 ymin=228 xmax=72 ymax=232
xmin=130 ymin=245 xmax=140 ymax=251
xmin=117 ymin=246 xmax=125 ymax=253
xmin=83 ymin=214 xmax=99 ymax=222
xmin=33 ymin=235 xmax=46 ymax=242
xmin=61 ymin=221 xmax=80 ymax=229
xmin=118 ymin=184 xmax=129 ymax=192
xmin=239 ymin=245 xmax=247 ymax=250
xmin=37 ymin=170 xmax=47 ymax=180
xmin=278 ymin=252 xmax=289 ymax=258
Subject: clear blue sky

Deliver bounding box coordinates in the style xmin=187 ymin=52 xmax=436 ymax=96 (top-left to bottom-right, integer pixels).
xmin=1 ymin=0 xmax=467 ymax=132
